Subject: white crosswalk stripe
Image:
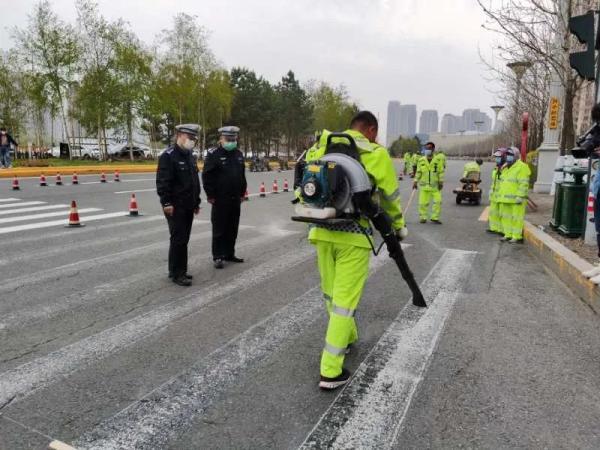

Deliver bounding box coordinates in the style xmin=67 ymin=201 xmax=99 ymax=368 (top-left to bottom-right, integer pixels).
xmin=0 ymin=198 xmax=140 ymax=234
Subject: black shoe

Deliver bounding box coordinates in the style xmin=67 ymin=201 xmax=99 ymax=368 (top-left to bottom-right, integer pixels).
xmin=172 ymin=275 xmax=192 ymax=287
xmin=431 ymin=219 xmax=442 ymax=225
xmin=214 ymin=259 xmax=224 ymax=269
xmin=169 ymin=273 xmax=193 ymax=279
xmin=419 ymin=219 xmax=427 ymax=224
xmin=224 ymin=256 xmax=244 ymax=263
xmin=486 ymin=229 xmax=496 ymax=234
xmin=319 ymin=368 xmax=352 ymax=390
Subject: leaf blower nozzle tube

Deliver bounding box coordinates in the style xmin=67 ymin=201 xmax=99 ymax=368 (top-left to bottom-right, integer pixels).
xmin=353 ymin=191 xmax=427 ymax=308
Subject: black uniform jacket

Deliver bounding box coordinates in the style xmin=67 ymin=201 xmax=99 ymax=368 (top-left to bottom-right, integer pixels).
xmin=156 ymin=144 xmax=201 ymax=209
xmin=202 ymin=146 xmax=247 ymax=200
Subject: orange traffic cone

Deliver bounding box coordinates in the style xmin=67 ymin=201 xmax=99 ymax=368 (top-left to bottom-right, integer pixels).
xmin=283 ymin=179 xmax=289 ymax=192
xmin=128 ymin=193 xmax=140 ymax=216
xmin=100 ymin=172 xmax=107 ymax=183
xmin=114 ymin=170 xmax=120 ymax=182
xmin=259 ymin=182 xmax=266 ymax=198
xmin=72 ymin=173 xmax=79 ymax=185
xmin=39 ymin=174 xmax=47 ymax=187
xmin=272 ymin=179 xmax=279 ymax=194
xmin=244 ymin=189 xmax=249 ymax=201
xmin=12 ymin=176 xmax=19 ymax=191
xmin=55 ymin=173 xmax=63 ymax=186
xmin=65 ymin=200 xmax=85 ymax=227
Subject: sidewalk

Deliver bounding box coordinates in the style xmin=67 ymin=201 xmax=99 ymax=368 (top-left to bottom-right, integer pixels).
xmin=524 ymin=192 xmax=600 ymax=313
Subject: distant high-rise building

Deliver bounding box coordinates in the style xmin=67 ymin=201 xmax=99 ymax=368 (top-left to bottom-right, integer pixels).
xmin=462 ymin=109 xmax=492 ymax=133
xmin=399 ymin=104 xmax=417 ymax=137
xmin=419 ymin=110 xmax=439 ymax=134
xmin=440 ymin=114 xmax=465 ymax=134
xmin=386 ymin=101 xmax=402 ymax=146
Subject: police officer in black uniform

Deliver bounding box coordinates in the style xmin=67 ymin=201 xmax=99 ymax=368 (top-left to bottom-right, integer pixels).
xmin=202 ymin=126 xmax=247 ymax=269
xmin=156 ymin=124 xmax=202 ymax=286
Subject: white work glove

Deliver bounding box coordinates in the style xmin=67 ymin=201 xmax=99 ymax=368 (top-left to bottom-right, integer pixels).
xmin=396 ymin=227 xmax=408 ymax=241
xmin=515 ymin=197 xmax=525 ymax=204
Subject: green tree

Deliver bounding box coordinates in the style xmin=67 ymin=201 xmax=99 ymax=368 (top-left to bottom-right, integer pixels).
xmin=275 ymin=70 xmax=312 ymax=158
xmin=112 ymin=35 xmax=153 ymax=160
xmin=0 ymin=52 xmax=26 ymax=141
xmin=308 ymin=82 xmax=359 ymax=132
xmin=13 ymin=0 xmax=80 ymax=153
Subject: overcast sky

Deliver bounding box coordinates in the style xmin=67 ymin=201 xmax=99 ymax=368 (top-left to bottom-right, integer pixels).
xmin=0 ymin=0 xmax=501 ymax=137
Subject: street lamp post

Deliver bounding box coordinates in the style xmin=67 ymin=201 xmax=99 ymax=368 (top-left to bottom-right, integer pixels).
xmin=474 ymin=120 xmax=485 ymax=157
xmin=491 ymin=105 xmax=505 ymax=156
xmin=507 ymin=61 xmax=532 ymax=146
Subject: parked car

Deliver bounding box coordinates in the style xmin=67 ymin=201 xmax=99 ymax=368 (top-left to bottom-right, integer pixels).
xmin=107 ymin=143 xmax=152 ymax=159
xmin=47 ymin=144 xmax=100 ymax=159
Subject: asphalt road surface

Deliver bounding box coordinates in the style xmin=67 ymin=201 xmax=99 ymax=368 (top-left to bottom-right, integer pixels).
xmin=1 ymin=160 xmax=599 ymax=449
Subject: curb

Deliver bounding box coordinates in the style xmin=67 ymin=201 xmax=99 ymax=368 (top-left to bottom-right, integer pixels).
xmin=523 ymin=221 xmax=600 ymax=313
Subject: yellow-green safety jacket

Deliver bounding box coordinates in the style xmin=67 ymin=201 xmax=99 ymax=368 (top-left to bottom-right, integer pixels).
xmin=305 ymin=129 xmax=405 ymax=249
xmin=463 ymin=161 xmax=481 ymax=178
xmin=415 ymin=155 xmax=445 ymax=191
xmin=433 ymin=151 xmax=446 ymax=170
xmin=496 ymin=160 xmax=531 ymax=204
xmin=489 ymin=166 xmax=502 ymax=202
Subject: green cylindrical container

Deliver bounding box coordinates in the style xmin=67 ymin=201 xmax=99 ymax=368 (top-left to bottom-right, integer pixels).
xmin=549 ymin=181 xmax=563 ymax=229
xmin=557 ymin=182 xmax=587 ymax=237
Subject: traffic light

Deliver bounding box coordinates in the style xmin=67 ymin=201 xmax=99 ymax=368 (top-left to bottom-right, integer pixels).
xmin=569 ymin=11 xmax=596 ymax=81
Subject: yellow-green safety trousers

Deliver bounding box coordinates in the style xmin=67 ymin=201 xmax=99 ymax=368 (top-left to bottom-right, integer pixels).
xmin=499 ymin=202 xmax=526 ymax=240
xmin=419 ymin=188 xmax=442 ymax=221
xmin=316 ymin=240 xmax=371 ymax=378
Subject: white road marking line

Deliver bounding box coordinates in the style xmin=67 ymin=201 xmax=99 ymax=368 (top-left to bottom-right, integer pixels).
xmin=74 ymin=251 xmax=394 ymax=450
xmin=0 ymin=198 xmax=20 ymax=203
xmin=0 ymin=212 xmax=129 ymax=235
xmin=0 ymin=201 xmax=45 ymax=209
xmin=0 ymin=204 xmax=68 ymax=216
xmin=114 ymin=188 xmax=156 ymax=194
xmin=300 ymin=249 xmax=476 ymax=450
xmin=4 ymin=215 xmax=164 ymax=245
xmin=0 ymin=244 xmax=312 ymax=408
xmin=0 ymin=221 xmax=207 ymax=293
xmin=0 ymin=208 xmax=100 ymax=224
xmin=0 ymin=229 xmax=278 ymax=328
xmin=80 ymin=181 xmax=102 ymax=185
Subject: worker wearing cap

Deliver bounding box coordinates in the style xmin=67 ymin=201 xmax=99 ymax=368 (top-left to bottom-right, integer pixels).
xmin=156 ymin=124 xmax=202 ymax=286
xmin=202 ymin=126 xmax=247 ymax=269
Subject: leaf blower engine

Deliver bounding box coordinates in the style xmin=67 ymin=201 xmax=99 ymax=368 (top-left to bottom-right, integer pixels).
xmin=292 ymin=133 xmax=427 ymax=308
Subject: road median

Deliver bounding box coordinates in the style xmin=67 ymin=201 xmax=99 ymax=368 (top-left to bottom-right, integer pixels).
xmin=524 ymin=221 xmax=600 ymax=313
xmin=0 ymin=164 xmax=160 ymax=178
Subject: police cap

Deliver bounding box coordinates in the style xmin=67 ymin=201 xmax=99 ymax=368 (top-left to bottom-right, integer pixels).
xmin=175 ymin=123 xmax=201 ymax=138
xmin=218 ymin=126 xmax=240 ymax=137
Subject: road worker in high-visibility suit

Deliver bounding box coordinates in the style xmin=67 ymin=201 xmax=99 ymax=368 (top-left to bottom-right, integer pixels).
xmin=462 ymin=159 xmax=483 ymax=178
xmin=496 ymin=147 xmax=531 ymax=242
xmin=413 ymin=141 xmax=444 ymax=224
xmin=304 ymin=111 xmax=407 ymax=390
xmin=434 ymin=149 xmax=447 ymax=171
xmin=404 ymin=151 xmax=414 ymax=175
xmin=488 ymin=149 xmax=506 ymax=235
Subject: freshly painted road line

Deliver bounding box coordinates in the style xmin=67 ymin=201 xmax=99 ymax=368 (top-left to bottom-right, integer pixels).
xmin=73 ymin=252 xmax=394 ymax=450
xmin=0 ymin=198 xmax=20 ymax=203
xmin=114 ymin=188 xmax=156 ymax=194
xmin=300 ymin=249 xmax=476 ymax=450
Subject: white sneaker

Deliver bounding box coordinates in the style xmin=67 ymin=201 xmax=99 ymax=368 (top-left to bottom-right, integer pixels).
xmin=583 ymin=266 xmax=600 ymax=278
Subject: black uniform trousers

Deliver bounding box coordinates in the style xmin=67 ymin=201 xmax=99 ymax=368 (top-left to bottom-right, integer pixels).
xmin=211 ymin=198 xmax=241 ymax=260
xmin=166 ymin=207 xmax=195 ymax=277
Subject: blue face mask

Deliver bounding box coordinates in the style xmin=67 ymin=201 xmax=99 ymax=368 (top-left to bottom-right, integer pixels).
xmin=495 ymin=157 xmax=503 ymax=165
xmin=422 ymin=149 xmax=432 ymax=157
xmin=223 ymin=141 xmax=237 ymax=151
xmin=506 ymin=155 xmax=515 ymax=163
